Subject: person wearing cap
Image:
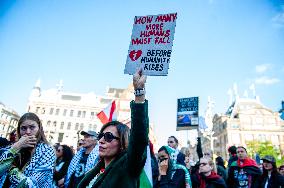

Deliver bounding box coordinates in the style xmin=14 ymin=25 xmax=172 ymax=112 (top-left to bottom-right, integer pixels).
xmin=227 ymin=146 xmax=261 ymax=188
xmin=64 ymin=130 xmax=99 ymax=188
xmin=259 ymin=155 xmax=284 ymax=188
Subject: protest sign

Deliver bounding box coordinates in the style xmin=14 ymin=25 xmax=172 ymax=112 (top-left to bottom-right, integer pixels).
xmin=124 ymin=13 xmax=177 ymax=76
xmin=177 ymin=97 xmax=199 ymax=131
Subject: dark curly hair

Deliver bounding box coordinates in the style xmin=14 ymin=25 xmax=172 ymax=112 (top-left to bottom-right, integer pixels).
xmin=59 ymin=145 xmax=74 ymax=162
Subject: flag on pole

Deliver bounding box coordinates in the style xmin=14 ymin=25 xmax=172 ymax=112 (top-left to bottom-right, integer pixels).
xmin=140 ymin=145 xmax=153 ymax=188
xmin=97 ymin=100 xmax=117 ymax=124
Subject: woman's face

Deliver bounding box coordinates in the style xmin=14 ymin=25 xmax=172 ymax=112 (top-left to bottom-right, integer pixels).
xmin=56 ymin=146 xmax=63 ymax=158
xmin=99 ymin=126 xmax=120 ymax=160
xmin=19 ymin=120 xmax=39 ymax=137
xmin=199 ymin=158 xmax=212 ymax=173
xmin=279 ymin=167 xmax=284 ymax=175
xmin=263 ymin=161 xmax=273 ymax=171
xmin=158 ymin=150 xmax=169 ymax=164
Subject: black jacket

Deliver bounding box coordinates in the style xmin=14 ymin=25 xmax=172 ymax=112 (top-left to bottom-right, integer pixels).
xmin=177 ymin=152 xmax=186 ymax=166
xmin=259 ymin=172 xmax=284 ymax=188
xmin=227 ymin=161 xmax=261 ymax=188
xmin=78 ymin=101 xmax=149 ymax=188
xmin=158 ymin=169 xmax=186 ymax=188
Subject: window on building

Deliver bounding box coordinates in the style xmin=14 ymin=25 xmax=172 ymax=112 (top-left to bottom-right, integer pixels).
xmin=41 ymin=108 xmax=45 ymax=114
xmin=63 ymin=109 xmax=67 ymax=116
xmin=36 ymin=107 xmax=40 ymax=113
xmin=80 ymin=123 xmax=84 ymax=130
xmin=245 ymin=134 xmax=253 ymax=141
xmin=47 ymin=121 xmax=51 ymax=127
xmin=49 ymin=108 xmax=54 ymax=115
xmin=67 ymin=122 xmax=71 ymax=130
xmin=77 ymin=111 xmax=81 ymax=118
xmin=258 ymin=134 xmax=266 ymax=142
xmin=60 ymin=122 xmax=64 ymax=129
xmin=75 ymin=123 xmax=79 ymax=130
xmin=232 ymin=133 xmax=241 ymax=144
xmin=58 ymin=133 xmax=64 ymax=143
xmin=53 ymin=121 xmax=57 ymax=128
xmin=70 ymin=110 xmax=74 ymax=117
xmin=82 ymin=111 xmax=86 ymax=118
xmin=93 ymin=124 xmax=97 ymax=130
xmin=271 ymin=135 xmax=279 ymax=145
xmin=91 ymin=112 xmax=95 ymax=119
xmin=56 ymin=108 xmax=60 ymax=115
xmin=231 ymin=124 xmax=239 ymax=129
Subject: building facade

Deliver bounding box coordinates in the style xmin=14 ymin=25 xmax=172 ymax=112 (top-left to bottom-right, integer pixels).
xmin=0 ymin=102 xmax=20 ymax=138
xmin=27 ymin=80 xmax=135 ymax=147
xmin=204 ymin=98 xmax=284 ymax=160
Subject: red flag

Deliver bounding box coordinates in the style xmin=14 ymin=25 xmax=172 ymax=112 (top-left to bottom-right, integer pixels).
xmin=97 ymin=100 xmax=117 ymax=124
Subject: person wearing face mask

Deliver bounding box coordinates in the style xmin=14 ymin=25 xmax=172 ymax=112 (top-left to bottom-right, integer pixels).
xmin=78 ymin=69 xmax=149 ymax=188
xmin=191 ymin=157 xmax=227 ymax=188
xmin=259 ymin=155 xmax=284 ymax=188
xmin=0 ymin=112 xmax=56 ymax=187
xmin=64 ymin=130 xmax=99 ymax=188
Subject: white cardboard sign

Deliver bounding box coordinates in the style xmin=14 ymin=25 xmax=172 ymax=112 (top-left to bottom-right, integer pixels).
xmin=124 ymin=13 xmax=177 ymax=76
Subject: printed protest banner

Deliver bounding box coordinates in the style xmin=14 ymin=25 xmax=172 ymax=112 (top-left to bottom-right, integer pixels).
xmin=177 ymin=97 xmax=199 ymax=131
xmin=124 ymin=13 xmax=177 ymax=76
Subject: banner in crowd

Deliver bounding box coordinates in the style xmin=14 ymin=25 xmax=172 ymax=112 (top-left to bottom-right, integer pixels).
xmin=176 ymin=97 xmax=199 ymax=130
xmin=124 ymin=13 xmax=177 ymax=76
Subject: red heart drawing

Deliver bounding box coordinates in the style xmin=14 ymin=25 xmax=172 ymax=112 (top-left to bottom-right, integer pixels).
xmin=129 ymin=50 xmax=142 ymax=61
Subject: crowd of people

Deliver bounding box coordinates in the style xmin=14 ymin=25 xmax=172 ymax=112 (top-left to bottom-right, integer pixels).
xmin=1 ymin=70 xmax=284 ymax=188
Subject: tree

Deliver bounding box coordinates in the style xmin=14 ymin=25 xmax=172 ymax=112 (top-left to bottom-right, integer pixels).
xmin=246 ymin=140 xmax=284 ymax=166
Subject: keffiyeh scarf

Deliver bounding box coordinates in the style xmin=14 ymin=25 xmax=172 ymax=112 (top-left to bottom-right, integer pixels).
xmin=0 ymin=143 xmax=55 ymax=188
xmin=165 ymin=146 xmax=192 ymax=188
xmin=65 ymin=145 xmax=99 ymax=187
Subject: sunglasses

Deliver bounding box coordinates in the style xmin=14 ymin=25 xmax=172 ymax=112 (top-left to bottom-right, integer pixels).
xmin=168 ymin=141 xmax=174 ymax=144
xmin=57 ymin=149 xmax=62 ymax=152
xmin=97 ymin=132 xmax=120 ymax=143
xmin=158 ymin=158 xmax=168 ymax=163
xmin=200 ymin=162 xmax=208 ymax=166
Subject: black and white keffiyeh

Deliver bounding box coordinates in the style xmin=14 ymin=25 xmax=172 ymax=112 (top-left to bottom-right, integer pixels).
xmin=65 ymin=145 xmax=99 ymax=187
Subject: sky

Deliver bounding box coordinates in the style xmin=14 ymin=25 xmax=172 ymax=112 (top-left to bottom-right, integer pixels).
xmin=1 ymin=0 xmax=284 ymax=147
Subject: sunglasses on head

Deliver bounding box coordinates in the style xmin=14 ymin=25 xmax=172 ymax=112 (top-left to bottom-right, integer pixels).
xmin=97 ymin=132 xmax=120 ymax=142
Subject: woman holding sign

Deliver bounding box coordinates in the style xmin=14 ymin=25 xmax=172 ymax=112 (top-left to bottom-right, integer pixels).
xmin=78 ymin=69 xmax=149 ymax=188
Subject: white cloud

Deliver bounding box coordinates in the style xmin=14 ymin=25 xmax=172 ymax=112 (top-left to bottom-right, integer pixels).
xmin=255 ymin=76 xmax=280 ymax=85
xmin=272 ymin=12 xmax=284 ymax=28
xmin=255 ymin=64 xmax=270 ymax=73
